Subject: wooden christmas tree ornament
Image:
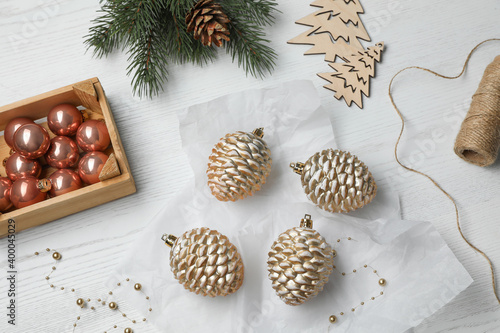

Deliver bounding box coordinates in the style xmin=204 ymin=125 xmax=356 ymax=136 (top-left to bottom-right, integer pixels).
xmin=288 ymin=0 xmax=384 ymax=108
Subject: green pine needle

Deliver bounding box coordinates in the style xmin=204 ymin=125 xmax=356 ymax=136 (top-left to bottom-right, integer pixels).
xmin=84 ymin=0 xmax=279 ymax=98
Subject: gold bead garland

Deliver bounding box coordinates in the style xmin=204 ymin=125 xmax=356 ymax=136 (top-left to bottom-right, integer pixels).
xmin=327 ymin=237 xmax=388 ymax=325
xmin=34 ymin=249 xmax=152 ymax=332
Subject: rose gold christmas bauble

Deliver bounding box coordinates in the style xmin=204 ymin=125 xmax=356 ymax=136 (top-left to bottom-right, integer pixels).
xmin=4 ymin=152 xmax=41 ymax=181
xmin=47 ymin=104 xmax=83 ymax=136
xmin=0 ymin=177 xmax=13 ymax=212
xmin=76 ymin=120 xmax=110 ymax=152
xmin=13 ymin=123 xmax=50 ymax=159
xmin=48 ymin=169 xmax=83 ymax=197
xmin=45 ymin=136 xmax=79 ymax=169
xmin=4 ymin=117 xmax=35 ymax=148
xmin=10 ymin=176 xmax=50 ymax=209
xmin=78 ymin=151 xmax=108 ymax=185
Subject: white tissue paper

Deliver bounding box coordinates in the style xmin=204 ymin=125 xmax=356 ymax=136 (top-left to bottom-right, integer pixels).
xmin=113 ymin=80 xmax=472 ymax=333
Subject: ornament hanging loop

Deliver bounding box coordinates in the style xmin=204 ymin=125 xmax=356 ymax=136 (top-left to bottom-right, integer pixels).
xmin=252 ymin=128 xmax=264 ymax=139
xmin=290 ymin=162 xmax=304 ymax=175
xmin=162 ymin=234 xmax=177 ymax=247
xmin=300 ymin=214 xmax=313 ymax=228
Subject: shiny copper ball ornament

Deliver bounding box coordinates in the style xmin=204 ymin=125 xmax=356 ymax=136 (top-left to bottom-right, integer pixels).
xmin=76 ymin=119 xmax=110 ymax=152
xmin=48 ymin=169 xmax=83 ymax=197
xmin=4 ymin=117 xmax=35 ymax=148
xmin=78 ymin=151 xmax=108 ymax=185
xmin=47 ymin=103 xmax=83 ymax=136
xmin=13 ymin=123 xmax=51 ymax=159
xmin=45 ymin=136 xmax=79 ymax=169
xmin=4 ymin=152 xmax=41 ymax=181
xmin=10 ymin=176 xmax=51 ymax=209
xmin=0 ymin=177 xmax=13 ymax=212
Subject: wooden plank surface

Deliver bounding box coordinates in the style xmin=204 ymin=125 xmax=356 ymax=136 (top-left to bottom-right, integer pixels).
xmin=0 ymin=0 xmax=499 ymax=332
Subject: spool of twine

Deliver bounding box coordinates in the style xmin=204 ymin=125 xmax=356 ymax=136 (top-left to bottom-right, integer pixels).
xmin=454 ymin=55 xmax=500 ymax=167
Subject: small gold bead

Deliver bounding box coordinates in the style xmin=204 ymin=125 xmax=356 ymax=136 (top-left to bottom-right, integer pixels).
xmin=77 ymin=316 xmax=80 ymax=320
xmin=145 ymin=296 xmax=149 ymax=300
xmin=91 ymin=306 xmax=95 ymax=310
xmin=378 ymin=278 xmax=386 ymax=286
xmin=109 ymin=302 xmax=118 ymax=310
xmin=341 ymin=272 xmax=345 ymax=276
xmin=114 ymin=325 xmax=117 ymax=328
xmin=46 ymin=248 xmax=50 ymax=252
xmin=132 ymin=320 xmax=136 ymax=323
xmin=52 ymin=252 xmax=62 ymax=260
xmin=364 ymin=265 xmax=367 ymax=268
xmin=126 ymin=278 xmax=130 ymax=281
xmin=332 ymin=249 xmax=337 ymax=258
xmin=149 ymin=308 xmax=152 ymax=312
xmin=61 ymin=287 xmax=64 ymax=290
xmin=143 ymin=318 xmax=146 ymax=321
xmin=71 ymin=289 xmax=75 ymax=292
xmin=353 ymin=269 xmax=356 ymax=273
xmin=45 ymin=276 xmax=49 ymax=280
xmin=373 ymin=270 xmax=377 ymax=273
xmin=117 ymin=283 xmax=121 ymax=286
xmin=50 ymin=284 xmax=54 ymax=288
xmin=332 ymin=265 xmax=336 ymax=269
xmin=73 ymin=324 xmax=76 ymax=327
xmin=340 ymin=312 xmax=344 ymax=316
xmin=98 ymin=298 xmax=101 ymax=302
xmin=124 ymin=328 xmax=133 ymax=333
xmin=361 ymin=302 xmax=365 ymax=305
xmin=351 ymin=308 xmax=355 ymax=312
xmin=34 ymin=252 xmax=39 ymax=255
xmin=380 ymin=291 xmax=384 ymax=295
xmin=76 ymin=298 xmax=85 ymax=307
xmin=348 ymin=237 xmax=351 ymax=240
xmin=52 ymin=266 xmax=56 ymax=270
xmin=109 ymin=291 xmax=113 ymax=295
xmin=371 ymin=297 xmax=375 ymax=300
xmin=329 ymin=315 xmax=337 ymax=323
xmin=102 ymin=301 xmax=106 ymax=305
xmin=122 ymin=313 xmax=126 ymax=317
xmin=134 ymin=283 xmax=142 ymax=291
xmin=337 ymin=239 xmax=340 ymax=242
xmin=87 ymin=298 xmax=91 ymax=302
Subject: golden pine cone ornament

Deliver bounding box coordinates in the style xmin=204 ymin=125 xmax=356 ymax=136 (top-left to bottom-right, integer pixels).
xmin=207 ymin=128 xmax=272 ymax=202
xmin=162 ymin=228 xmax=244 ymax=297
xmin=185 ymin=0 xmax=230 ymax=47
xmin=267 ymin=214 xmax=334 ymax=306
xmin=290 ymin=149 xmax=377 ymax=213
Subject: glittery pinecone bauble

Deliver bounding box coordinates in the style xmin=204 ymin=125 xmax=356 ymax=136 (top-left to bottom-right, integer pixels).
xmin=267 ymin=214 xmax=334 ymax=306
xmin=290 ymin=149 xmax=377 ymax=213
xmin=207 ymin=128 xmax=272 ymax=202
xmin=162 ymin=228 xmax=244 ymax=297
xmin=185 ymin=0 xmax=230 ymax=47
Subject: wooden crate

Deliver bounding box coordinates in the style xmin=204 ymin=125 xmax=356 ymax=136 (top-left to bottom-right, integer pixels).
xmin=0 ymin=78 xmax=136 ymax=237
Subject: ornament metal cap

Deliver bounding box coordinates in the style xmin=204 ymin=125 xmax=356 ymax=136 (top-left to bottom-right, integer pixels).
xmin=252 ymin=127 xmax=264 ymax=139
xmin=37 ymin=179 xmax=52 ymax=192
xmin=161 ymin=234 xmax=177 ymax=247
xmin=300 ymin=214 xmax=313 ymax=228
xmin=289 ymin=162 xmax=304 ymax=175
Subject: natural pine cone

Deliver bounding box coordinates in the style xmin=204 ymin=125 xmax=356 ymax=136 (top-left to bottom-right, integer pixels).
xmin=207 ymin=128 xmax=272 ymax=202
xmin=185 ymin=0 xmax=230 ymax=47
xmin=162 ymin=227 xmax=244 ymax=297
xmin=267 ymin=214 xmax=334 ymax=306
xmin=291 ymin=149 xmax=377 ymax=213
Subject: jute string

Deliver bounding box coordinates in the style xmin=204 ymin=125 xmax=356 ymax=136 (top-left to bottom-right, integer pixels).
xmin=388 ymin=38 xmax=500 ymax=305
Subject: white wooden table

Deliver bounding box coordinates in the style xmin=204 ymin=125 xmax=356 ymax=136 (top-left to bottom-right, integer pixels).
xmin=1 ymin=0 xmax=499 ymax=332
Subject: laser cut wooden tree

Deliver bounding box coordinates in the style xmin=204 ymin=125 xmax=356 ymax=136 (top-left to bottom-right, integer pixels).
xmin=318 ymin=42 xmax=384 ymax=108
xmin=288 ymin=0 xmax=370 ymax=62
xmin=288 ymin=0 xmax=384 ymax=108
